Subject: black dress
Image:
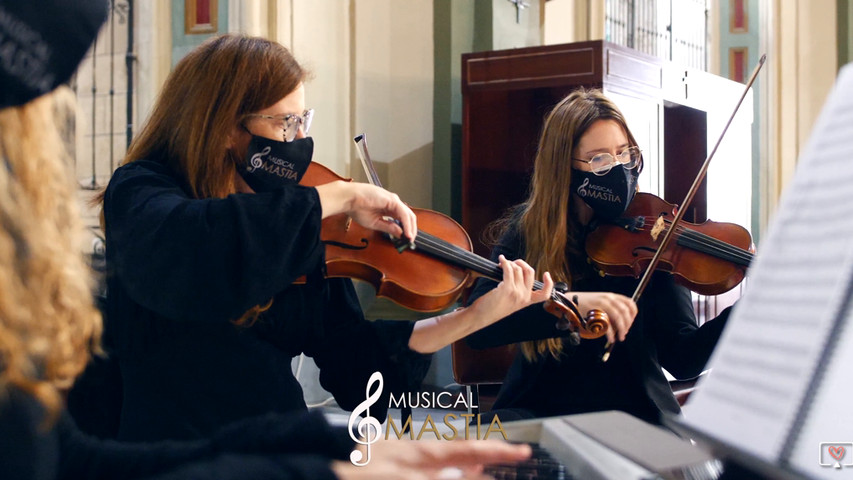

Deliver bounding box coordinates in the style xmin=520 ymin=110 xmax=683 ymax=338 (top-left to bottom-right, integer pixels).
xmin=102 ymin=158 xmax=430 ymax=442
xmin=0 ymin=387 xmax=349 ymax=480
xmin=465 ymin=222 xmax=731 ymax=424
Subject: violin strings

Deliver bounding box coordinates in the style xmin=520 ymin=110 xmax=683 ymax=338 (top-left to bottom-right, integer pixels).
xmin=676 ymin=229 xmax=752 ymax=266
xmin=412 ymin=230 xmax=555 ymax=299
xmin=643 ymin=223 xmax=752 ymax=265
xmin=629 ymin=222 xmax=751 ymax=265
xmin=414 ymin=231 xmax=555 ymax=297
xmin=633 ymin=216 xmax=752 ymax=265
xmin=659 ymin=218 xmax=753 ymax=265
xmin=412 ymin=231 xmax=498 ymax=276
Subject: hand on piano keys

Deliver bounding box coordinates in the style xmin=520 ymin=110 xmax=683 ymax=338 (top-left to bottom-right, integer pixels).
xmin=331 ymin=438 xmax=532 ymax=479
xmin=483 ymin=443 xmax=571 ymax=480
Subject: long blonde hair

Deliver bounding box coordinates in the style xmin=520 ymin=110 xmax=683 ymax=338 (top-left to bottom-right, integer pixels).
xmin=0 ymin=88 xmax=102 ymax=421
xmin=99 ymin=34 xmax=307 ymax=325
xmin=499 ymin=88 xmax=639 ymax=361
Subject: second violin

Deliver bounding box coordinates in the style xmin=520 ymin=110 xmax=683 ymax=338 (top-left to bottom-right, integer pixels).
xmin=585 ymin=192 xmax=754 ymax=296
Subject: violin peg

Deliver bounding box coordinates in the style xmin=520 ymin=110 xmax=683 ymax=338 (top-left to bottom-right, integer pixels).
xmin=568 ymin=332 xmax=581 ymax=346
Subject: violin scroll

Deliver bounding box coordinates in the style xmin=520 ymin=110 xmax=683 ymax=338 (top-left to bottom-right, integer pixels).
xmin=582 ymin=309 xmax=610 ymax=337
xmin=543 ymin=291 xmax=610 ymax=344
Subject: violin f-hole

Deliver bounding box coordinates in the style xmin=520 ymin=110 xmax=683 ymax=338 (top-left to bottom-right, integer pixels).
xmin=632 ymin=246 xmax=657 ymax=257
xmin=323 ymin=239 xmax=370 ymax=250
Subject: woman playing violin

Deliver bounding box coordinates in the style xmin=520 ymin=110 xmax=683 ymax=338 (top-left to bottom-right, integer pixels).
xmin=466 ymin=88 xmax=734 ymax=425
xmin=0 ymin=7 xmax=537 ymax=478
xmin=98 ymin=33 xmax=556 ymax=443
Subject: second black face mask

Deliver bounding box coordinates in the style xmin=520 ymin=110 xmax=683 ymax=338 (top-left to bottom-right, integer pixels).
xmin=571 ymin=165 xmax=639 ymax=221
xmin=237 ymin=136 xmax=314 ymax=192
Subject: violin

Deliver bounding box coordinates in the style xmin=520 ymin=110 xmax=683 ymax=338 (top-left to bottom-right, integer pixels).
xmin=585 ymin=192 xmax=754 ymax=296
xmin=299 ymin=159 xmax=609 ymax=341
xmin=595 ymin=54 xmax=766 ymax=361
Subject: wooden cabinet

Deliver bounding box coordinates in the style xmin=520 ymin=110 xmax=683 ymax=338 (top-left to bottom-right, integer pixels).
xmin=461 ymin=40 xmax=753 ymax=261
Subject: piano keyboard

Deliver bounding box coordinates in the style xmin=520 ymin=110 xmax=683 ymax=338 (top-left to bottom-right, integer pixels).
xmin=496 ymin=411 xmax=722 ymax=480
xmin=484 ymin=443 xmax=571 ymax=480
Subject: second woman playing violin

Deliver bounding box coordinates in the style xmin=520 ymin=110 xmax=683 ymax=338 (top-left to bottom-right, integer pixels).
xmin=466 ymin=88 xmax=734 ymax=425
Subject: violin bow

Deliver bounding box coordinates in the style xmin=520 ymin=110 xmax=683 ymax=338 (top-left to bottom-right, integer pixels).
xmin=601 ymin=54 xmax=767 ymax=362
xmin=353 ymin=134 xmax=384 ymax=188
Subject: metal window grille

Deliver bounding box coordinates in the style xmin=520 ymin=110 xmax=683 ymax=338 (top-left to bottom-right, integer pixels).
xmin=605 ymin=0 xmax=707 ymax=71
xmin=70 ymin=0 xmax=135 ymax=257
xmin=72 ymin=0 xmax=134 ymax=192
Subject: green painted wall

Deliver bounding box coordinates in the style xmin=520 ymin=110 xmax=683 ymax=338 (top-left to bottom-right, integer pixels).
xmin=432 ymin=0 xmax=540 ymax=219
xmin=433 ymin=0 xmax=477 ymax=219
xmin=840 ymin=0 xmax=853 ymax=68
xmin=172 ymin=0 xmax=229 ymax=67
xmin=719 ymin=0 xmax=762 ymax=244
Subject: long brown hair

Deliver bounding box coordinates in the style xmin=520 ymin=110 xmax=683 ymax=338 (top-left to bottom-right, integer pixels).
xmin=122 ymin=33 xmax=306 ymax=197
xmin=0 ymin=88 xmax=102 ymax=422
xmin=100 ymin=34 xmax=307 ymax=325
xmin=493 ymin=88 xmax=639 ymax=361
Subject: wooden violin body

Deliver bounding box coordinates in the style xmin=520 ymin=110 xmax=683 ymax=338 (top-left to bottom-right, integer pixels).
xmin=300 ymin=162 xmax=474 ymax=312
xmin=585 ymin=192 xmax=754 ymax=296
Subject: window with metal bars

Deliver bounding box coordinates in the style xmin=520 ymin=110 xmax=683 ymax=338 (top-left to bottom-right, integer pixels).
xmin=605 ymin=0 xmax=708 ymax=71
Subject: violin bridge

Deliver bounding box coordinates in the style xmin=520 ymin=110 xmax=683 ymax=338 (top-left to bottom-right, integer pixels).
xmin=650 ymin=215 xmax=666 ymax=241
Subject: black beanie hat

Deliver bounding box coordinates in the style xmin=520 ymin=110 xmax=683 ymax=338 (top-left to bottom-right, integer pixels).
xmin=0 ymin=0 xmax=109 ymax=109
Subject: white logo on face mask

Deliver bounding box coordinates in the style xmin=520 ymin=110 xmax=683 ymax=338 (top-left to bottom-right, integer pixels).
xmin=248 ymin=146 xmax=271 ymax=171
xmin=576 ymin=177 xmax=621 ymax=203
xmin=577 ymin=177 xmax=590 ymax=197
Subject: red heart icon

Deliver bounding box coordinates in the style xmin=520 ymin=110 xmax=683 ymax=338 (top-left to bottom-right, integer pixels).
xmin=829 ymin=446 xmax=845 ymax=461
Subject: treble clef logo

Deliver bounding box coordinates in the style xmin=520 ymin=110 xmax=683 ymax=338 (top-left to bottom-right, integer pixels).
xmin=576 ymin=177 xmax=590 ymax=197
xmin=248 ymin=146 xmax=271 ymax=171
xmin=347 ymin=371 xmax=384 ymax=466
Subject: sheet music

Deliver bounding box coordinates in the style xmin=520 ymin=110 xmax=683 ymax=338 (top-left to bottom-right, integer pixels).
xmin=788 ymin=293 xmax=853 ymax=478
xmin=681 ymin=64 xmax=853 ymax=464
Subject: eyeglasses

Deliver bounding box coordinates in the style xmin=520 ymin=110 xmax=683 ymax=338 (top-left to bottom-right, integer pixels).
xmin=572 ymin=146 xmax=642 ymax=176
xmin=244 ymin=109 xmax=314 ymax=142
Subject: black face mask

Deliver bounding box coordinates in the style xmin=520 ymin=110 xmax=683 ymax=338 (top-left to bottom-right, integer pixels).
xmin=571 ymin=165 xmax=639 ymax=221
xmin=237 ymin=136 xmax=314 ymax=192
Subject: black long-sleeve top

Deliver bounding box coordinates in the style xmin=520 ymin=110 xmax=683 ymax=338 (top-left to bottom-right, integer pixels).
xmin=465 ymin=221 xmax=731 ymax=424
xmin=0 ymin=387 xmax=349 ymax=480
xmin=102 ymin=158 xmax=430 ymax=442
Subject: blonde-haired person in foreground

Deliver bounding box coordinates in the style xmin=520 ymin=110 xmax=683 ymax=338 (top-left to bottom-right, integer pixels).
xmin=0 ymin=1 xmax=531 ymax=479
